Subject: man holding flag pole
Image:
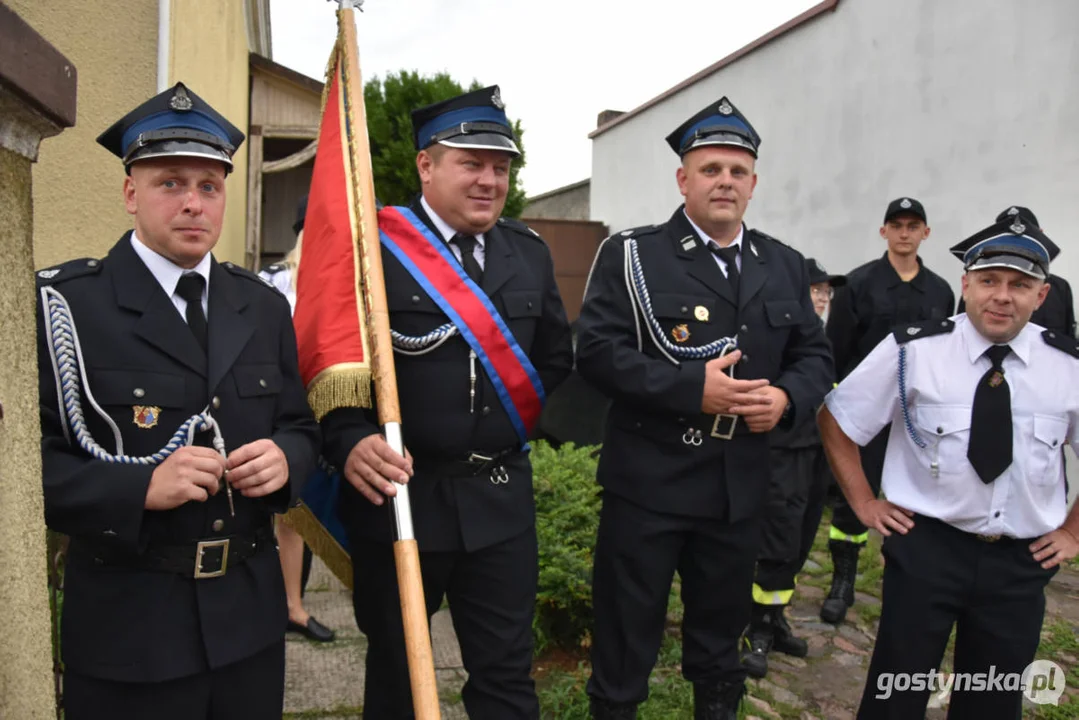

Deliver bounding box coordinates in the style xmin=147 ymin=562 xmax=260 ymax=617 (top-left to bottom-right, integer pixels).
xmin=294 ymin=3 xmax=573 ymax=718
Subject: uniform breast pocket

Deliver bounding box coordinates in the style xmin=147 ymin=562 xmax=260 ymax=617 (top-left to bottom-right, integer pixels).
xmin=233 ymin=364 xmax=282 ymax=399
xmin=651 ymin=293 xmax=718 ymax=345
xmin=89 ymin=369 xmax=186 ymax=431
xmin=501 ymin=290 xmax=542 ymax=348
xmin=764 ymin=300 xmax=802 ymax=330
xmin=90 ymin=370 xmax=186 ymax=408
xmin=1030 ymin=414 xmax=1068 ymax=486
xmin=388 ymin=291 xmax=449 ymax=336
xmin=914 ymin=405 xmax=971 ymax=476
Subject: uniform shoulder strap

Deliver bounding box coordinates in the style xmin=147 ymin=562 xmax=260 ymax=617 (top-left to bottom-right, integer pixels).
xmin=893 ymin=318 xmax=955 ymax=345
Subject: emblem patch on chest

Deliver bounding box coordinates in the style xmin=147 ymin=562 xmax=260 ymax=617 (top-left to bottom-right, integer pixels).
xmin=672 ymin=324 xmax=690 ymax=343
xmin=133 ymin=405 xmax=161 ymax=429
xmin=694 ymin=305 xmax=710 ymax=322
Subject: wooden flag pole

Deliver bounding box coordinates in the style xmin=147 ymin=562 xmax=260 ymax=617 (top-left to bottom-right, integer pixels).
xmin=337 ymin=2 xmax=441 ymax=717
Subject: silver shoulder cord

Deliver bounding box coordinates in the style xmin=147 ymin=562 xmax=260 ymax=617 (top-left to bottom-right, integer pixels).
xmin=41 ymin=285 xmax=226 ymax=465
xmin=623 ymin=237 xmax=738 ymax=364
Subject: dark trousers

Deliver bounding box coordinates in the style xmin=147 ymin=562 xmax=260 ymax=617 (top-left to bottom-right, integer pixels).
xmin=858 ymin=516 xmax=1058 ymax=720
xmin=349 ymin=529 xmax=539 ymax=720
xmin=756 ymin=445 xmax=831 ymax=593
xmin=63 ymin=640 xmax=284 ymax=720
xmin=832 ymin=427 xmax=889 ymax=537
xmin=587 ymin=493 xmax=761 ymax=705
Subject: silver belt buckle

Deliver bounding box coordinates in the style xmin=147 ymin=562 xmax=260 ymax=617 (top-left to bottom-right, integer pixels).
xmin=194 ymin=538 xmax=229 ymax=579
xmin=711 ymin=414 xmax=738 ymax=440
xmin=468 ymin=452 xmax=493 ymax=463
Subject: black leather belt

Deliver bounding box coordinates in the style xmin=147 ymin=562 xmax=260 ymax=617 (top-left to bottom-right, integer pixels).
xmin=422 ymin=448 xmax=521 ymax=484
xmin=75 ymin=526 xmax=275 ymax=580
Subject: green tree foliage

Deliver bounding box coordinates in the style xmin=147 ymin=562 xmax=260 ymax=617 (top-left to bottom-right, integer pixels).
xmin=364 ymin=71 xmax=528 ymax=217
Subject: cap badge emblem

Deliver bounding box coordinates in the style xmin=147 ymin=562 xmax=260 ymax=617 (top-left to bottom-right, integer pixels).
xmin=694 ymin=305 xmax=710 ymax=322
xmin=133 ymin=405 xmax=161 ymax=429
xmin=900 ymin=198 xmax=912 ymax=209
xmin=38 ymin=269 xmax=61 ymax=279
xmin=169 ymin=86 xmax=193 ymax=112
xmin=815 ymin=259 xmax=826 ymax=272
xmin=1010 ymin=222 xmax=1026 ymax=235
xmin=491 ymin=87 xmax=505 ymax=110
xmin=906 ymin=326 xmax=921 ymax=336
xmin=718 ymin=100 xmax=734 ymax=116
xmin=672 ymin=324 xmax=691 ymax=343
xmin=1007 ymin=207 xmax=1019 ymax=216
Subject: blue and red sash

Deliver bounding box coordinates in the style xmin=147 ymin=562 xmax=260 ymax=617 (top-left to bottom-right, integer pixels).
xmin=378 ymin=206 xmax=546 ymax=445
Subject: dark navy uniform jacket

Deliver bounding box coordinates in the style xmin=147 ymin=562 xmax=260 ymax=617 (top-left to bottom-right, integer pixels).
xmin=320 ymin=199 xmax=573 ymax=553
xmin=827 ymin=253 xmax=955 ymax=380
xmin=36 ymin=233 xmax=319 ymax=683
xmin=575 ymin=207 xmax=835 ymax=522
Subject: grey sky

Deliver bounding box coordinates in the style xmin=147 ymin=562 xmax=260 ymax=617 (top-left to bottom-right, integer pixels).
xmin=270 ymin=0 xmax=819 ymax=197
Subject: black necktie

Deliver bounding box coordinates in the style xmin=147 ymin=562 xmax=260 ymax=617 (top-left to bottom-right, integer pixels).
xmin=451 ymin=233 xmax=483 ymax=285
xmin=176 ymin=273 xmax=208 ymax=353
xmin=712 ymin=244 xmax=740 ymax=299
xmin=967 ymin=344 xmax=1012 ymax=483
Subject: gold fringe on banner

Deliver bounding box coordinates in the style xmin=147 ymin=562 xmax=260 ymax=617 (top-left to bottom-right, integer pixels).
xmin=306 ymin=363 xmax=372 ymax=421
xmin=281 ymin=502 xmax=353 ymax=590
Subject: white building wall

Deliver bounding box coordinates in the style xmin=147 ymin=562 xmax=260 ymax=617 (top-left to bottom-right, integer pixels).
xmin=590 ymin=0 xmax=1079 ymax=291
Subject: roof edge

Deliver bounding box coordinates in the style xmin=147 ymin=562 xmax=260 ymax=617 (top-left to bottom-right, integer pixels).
xmin=588 ymin=0 xmax=840 ymax=140
xmin=525 ymin=178 xmax=590 ymax=203
xmin=249 ymin=53 xmax=324 ymax=96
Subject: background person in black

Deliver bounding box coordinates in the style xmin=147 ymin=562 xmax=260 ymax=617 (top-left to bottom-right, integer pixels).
xmin=821 ymin=197 xmax=954 ymax=625
xmin=37 ymin=83 xmax=320 ymax=720
xmin=742 ymin=258 xmax=845 ymax=679
xmin=957 ymin=206 xmax=1076 ymax=337
xmin=576 ymin=97 xmax=833 ymax=720
xmin=318 ymin=87 xmax=573 ymax=719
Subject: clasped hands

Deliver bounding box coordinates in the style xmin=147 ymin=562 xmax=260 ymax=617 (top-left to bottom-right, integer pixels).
xmin=700 ymin=350 xmax=787 ymax=433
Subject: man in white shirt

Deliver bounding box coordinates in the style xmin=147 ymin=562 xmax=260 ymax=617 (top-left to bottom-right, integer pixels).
xmin=819 ymin=217 xmax=1079 ymax=719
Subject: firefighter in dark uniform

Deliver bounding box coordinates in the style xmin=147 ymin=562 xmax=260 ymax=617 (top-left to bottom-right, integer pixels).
xmin=319 ymin=87 xmax=573 ymax=719
xmin=577 ymin=97 xmax=834 ymax=720
xmin=958 ymin=206 xmax=1076 ymax=337
xmin=822 ymin=197 xmax=954 ymax=625
xmin=36 ymin=83 xmax=320 ymax=719
xmin=743 ymin=258 xmax=845 ymax=679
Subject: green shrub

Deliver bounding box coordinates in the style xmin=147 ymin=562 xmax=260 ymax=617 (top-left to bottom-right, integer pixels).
xmin=531 ymin=441 xmax=601 ymax=653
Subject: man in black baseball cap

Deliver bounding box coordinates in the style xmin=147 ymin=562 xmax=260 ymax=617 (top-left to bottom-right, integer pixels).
xmin=821 ymin=197 xmax=955 ymax=626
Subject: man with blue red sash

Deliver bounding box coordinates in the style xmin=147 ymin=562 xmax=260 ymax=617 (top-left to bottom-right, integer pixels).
xmin=319 ymin=86 xmax=573 ymax=719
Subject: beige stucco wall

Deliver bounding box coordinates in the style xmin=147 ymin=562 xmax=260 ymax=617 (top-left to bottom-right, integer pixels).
xmin=169 ymin=0 xmax=251 ymax=264
xmin=0 ymin=144 xmax=56 ymax=719
xmin=9 ymin=0 xmax=158 ymax=268
xmin=11 ymin=0 xmax=251 ymax=268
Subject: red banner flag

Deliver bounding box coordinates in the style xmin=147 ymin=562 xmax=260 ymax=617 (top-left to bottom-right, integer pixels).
xmin=292 ymin=51 xmax=372 ymax=419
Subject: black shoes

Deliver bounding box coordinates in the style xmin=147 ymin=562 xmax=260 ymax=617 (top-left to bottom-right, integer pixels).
xmin=742 ymin=603 xmax=808 ymax=678
xmin=589 ymin=697 xmax=638 ymax=719
xmin=820 ymin=539 xmax=861 ymax=625
xmin=693 ymin=680 xmax=744 ymax=720
xmin=287 ymin=616 xmax=336 ymax=643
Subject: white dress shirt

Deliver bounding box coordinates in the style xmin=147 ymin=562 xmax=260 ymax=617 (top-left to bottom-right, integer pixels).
xmin=683 ymin=209 xmax=743 ymax=278
xmin=130 ymin=232 xmax=211 ymax=320
xmin=825 ymin=313 xmax=1079 ymax=539
xmin=258 ymin=267 xmax=297 ymax=314
xmin=421 ymin=195 xmax=486 ymax=270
